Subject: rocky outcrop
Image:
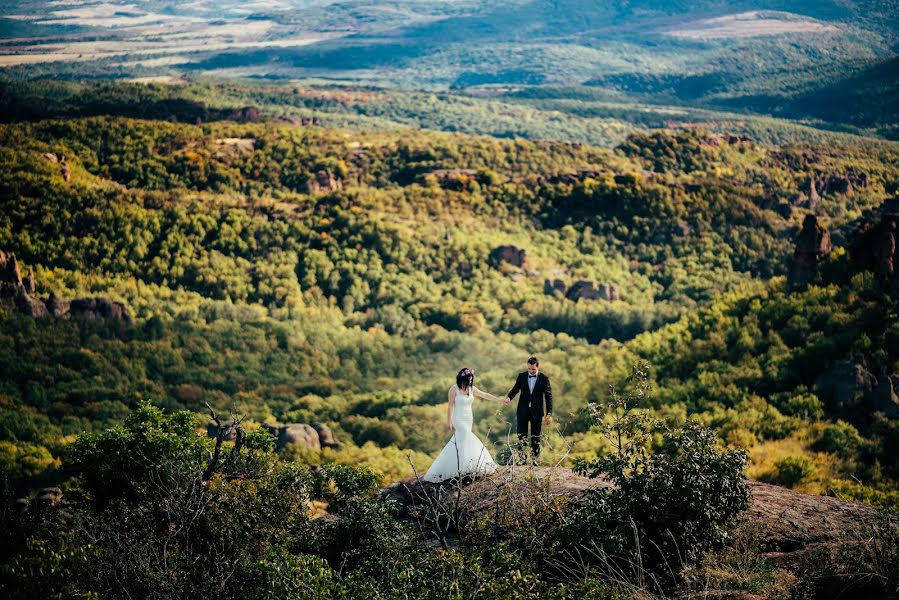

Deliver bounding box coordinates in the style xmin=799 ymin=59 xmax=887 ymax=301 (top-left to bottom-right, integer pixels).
xmin=261 ymin=422 xmax=341 ymax=451
xmin=427 ymin=169 xmax=480 ymax=190
xmin=225 ymin=106 xmax=261 ymax=122
xmin=566 ymin=280 xmax=601 ymax=300
xmin=755 ymin=193 xmax=794 ymax=218
xmin=544 ymin=278 xmax=567 ymax=295
xmin=489 ymin=245 xmax=528 ymax=269
xmin=814 ymin=358 xmax=898 ymax=418
xmin=42 ymin=152 xmax=71 ymax=182
xmin=872 ymin=376 xmax=899 ymax=418
xmin=312 ymin=422 xmax=341 ymax=449
xmin=0 ymin=250 xmax=133 ymax=333
xmin=810 ymin=168 xmax=869 ymax=197
xmin=380 ymin=467 xmax=895 ymax=565
xmin=279 ymin=115 xmax=320 ymax=127
xmin=306 ymin=169 xmax=343 ymax=194
xmin=814 ymin=359 xmax=878 ymax=411
xmin=543 ymin=278 xmax=620 ymax=302
xmin=788 ymin=215 xmax=832 ymax=287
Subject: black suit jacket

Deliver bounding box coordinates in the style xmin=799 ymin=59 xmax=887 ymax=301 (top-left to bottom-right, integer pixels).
xmin=507 ymin=372 xmax=553 ymax=417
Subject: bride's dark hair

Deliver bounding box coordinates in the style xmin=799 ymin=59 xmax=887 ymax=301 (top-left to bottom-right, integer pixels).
xmin=456 ymin=367 xmax=474 ymax=392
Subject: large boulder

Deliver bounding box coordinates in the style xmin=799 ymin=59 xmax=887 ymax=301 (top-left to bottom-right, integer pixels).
xmin=566 ymin=280 xmax=601 ymax=301
xmin=489 ymin=245 xmax=528 ymax=269
xmin=544 ymin=278 xmax=567 ymax=295
xmin=15 ymin=286 xmax=48 ymax=317
xmin=266 ymin=423 xmax=322 ymax=451
xmin=814 ymin=360 xmax=878 ymax=411
xmin=45 ymin=292 xmax=70 ymax=317
xmin=312 ymin=422 xmax=341 ymax=448
xmin=68 ymin=297 xmax=135 ymax=334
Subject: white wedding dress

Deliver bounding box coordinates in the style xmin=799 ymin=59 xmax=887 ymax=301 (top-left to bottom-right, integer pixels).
xmin=423 ymin=387 xmax=498 ymax=483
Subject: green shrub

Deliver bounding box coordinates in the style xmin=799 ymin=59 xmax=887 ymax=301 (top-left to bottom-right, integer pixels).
xmin=564 ymin=363 xmax=749 ymax=585
xmin=767 ymin=455 xmax=817 ymax=488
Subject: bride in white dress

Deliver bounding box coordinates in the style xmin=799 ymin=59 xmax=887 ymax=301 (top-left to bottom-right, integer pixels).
xmin=423 ymin=367 xmax=510 ymax=483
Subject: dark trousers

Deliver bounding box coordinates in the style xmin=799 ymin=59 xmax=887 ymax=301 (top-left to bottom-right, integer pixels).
xmin=516 ymin=408 xmax=543 ymax=460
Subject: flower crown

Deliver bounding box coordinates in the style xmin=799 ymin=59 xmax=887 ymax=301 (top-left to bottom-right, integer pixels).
xmin=460 ymin=368 xmax=474 ymax=377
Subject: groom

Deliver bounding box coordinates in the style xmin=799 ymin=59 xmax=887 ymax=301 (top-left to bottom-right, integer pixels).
xmin=505 ymin=356 xmax=553 ymax=466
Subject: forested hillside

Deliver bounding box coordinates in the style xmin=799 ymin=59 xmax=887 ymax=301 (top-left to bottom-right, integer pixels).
xmin=0 ymin=84 xmax=896 ymax=507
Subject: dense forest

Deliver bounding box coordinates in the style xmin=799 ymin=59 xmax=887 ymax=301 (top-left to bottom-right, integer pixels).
xmin=1 ymin=80 xmax=899 ymax=597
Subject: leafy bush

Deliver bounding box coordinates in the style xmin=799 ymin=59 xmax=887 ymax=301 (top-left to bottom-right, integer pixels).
xmin=565 ymin=363 xmax=750 ymax=585
xmin=766 ymin=455 xmax=817 ymax=488
xmin=817 ymin=420 xmax=863 ymax=459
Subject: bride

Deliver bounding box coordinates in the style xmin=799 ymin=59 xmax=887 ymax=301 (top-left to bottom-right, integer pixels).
xmin=422 ymin=367 xmax=510 ymax=483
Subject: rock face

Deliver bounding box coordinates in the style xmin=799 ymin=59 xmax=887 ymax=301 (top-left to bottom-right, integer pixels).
xmin=312 ymin=422 xmax=341 ymax=449
xmin=872 ymin=376 xmax=899 ymax=418
xmin=810 ymin=168 xmax=869 ymax=197
xmin=566 ymin=280 xmax=601 ymax=300
xmin=306 ymin=169 xmax=343 ymax=194
xmin=814 ymin=360 xmax=878 ymax=411
xmin=814 ymin=359 xmax=898 ymax=418
xmin=543 ymin=278 xmax=567 ymax=295
xmin=262 ymin=422 xmax=341 ymax=451
xmin=0 ymin=250 xmax=133 ymax=333
xmin=543 ymin=278 xmax=620 ymax=302
xmin=489 ymin=245 xmax=528 ymax=269
xmin=788 ymin=214 xmax=832 ymax=287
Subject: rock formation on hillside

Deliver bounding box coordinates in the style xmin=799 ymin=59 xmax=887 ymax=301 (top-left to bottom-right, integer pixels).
xmin=0 ymin=250 xmax=133 ymax=333
xmin=380 ymin=467 xmax=897 ymax=566
xmin=489 ymin=245 xmax=528 ymax=269
xmin=260 ymin=422 xmax=341 ymax=451
xmin=306 ymin=169 xmax=343 ymax=194
xmin=788 ymin=215 xmax=832 ymax=287
xmin=543 ymin=278 xmax=620 ymax=302
xmin=815 ymin=358 xmax=899 ymax=418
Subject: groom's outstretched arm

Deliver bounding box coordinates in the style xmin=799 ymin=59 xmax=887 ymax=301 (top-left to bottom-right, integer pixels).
xmin=544 ymin=376 xmax=553 ymax=415
xmin=506 ymin=373 xmax=522 ymax=401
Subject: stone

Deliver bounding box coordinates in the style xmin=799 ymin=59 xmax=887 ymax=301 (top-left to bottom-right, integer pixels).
xmin=871 ymin=376 xmax=899 ymax=418
xmin=874 ymin=220 xmax=896 ymax=282
xmin=814 ymin=359 xmax=877 ymax=411
xmin=566 ymin=280 xmax=601 ymax=301
xmin=1 ymin=250 xmax=22 ymax=288
xmin=25 ymin=268 xmax=36 ymax=296
xmin=45 ymin=292 xmax=70 ymax=317
xmin=609 ymin=283 xmax=620 ymax=301
xmin=306 ymin=169 xmax=343 ymax=194
xmin=788 ymin=214 xmax=832 ymax=287
xmin=69 ymin=297 xmax=135 ymax=330
xmin=267 ymin=423 xmax=321 ymax=451
xmin=312 ymin=422 xmax=341 ymax=448
xmin=544 ymin=278 xmax=567 ymax=295
xmin=489 ymin=245 xmax=528 ymax=269
xmin=15 ymin=285 xmax=48 ymax=317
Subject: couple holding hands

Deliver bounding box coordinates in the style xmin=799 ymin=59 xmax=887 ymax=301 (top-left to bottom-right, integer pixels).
xmin=423 ymin=356 xmax=552 ymax=483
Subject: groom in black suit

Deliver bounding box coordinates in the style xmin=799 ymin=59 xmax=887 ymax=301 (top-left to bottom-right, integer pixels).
xmin=505 ymin=356 xmax=553 ymax=466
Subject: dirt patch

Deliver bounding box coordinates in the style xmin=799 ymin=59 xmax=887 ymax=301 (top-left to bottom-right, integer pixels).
xmin=666 ymin=11 xmax=840 ymax=39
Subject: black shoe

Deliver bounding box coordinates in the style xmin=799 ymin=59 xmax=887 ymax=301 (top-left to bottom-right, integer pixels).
xmin=531 ymin=457 xmax=539 ymax=467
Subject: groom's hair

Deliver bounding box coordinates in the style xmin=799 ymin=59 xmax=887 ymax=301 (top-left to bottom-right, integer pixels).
xmin=527 ymin=357 xmax=539 ymax=365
